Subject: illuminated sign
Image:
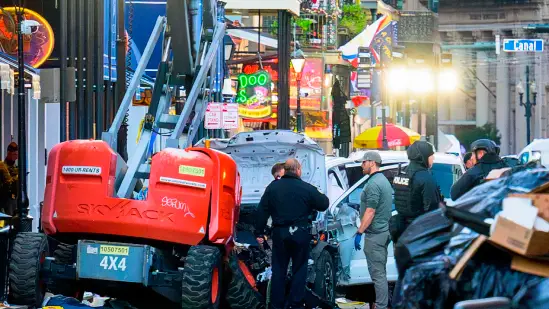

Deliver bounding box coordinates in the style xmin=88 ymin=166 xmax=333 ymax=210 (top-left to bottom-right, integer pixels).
xmin=242 ymin=64 xmax=278 ymax=81
xmin=236 ymin=70 xmax=272 ymax=119
xmin=0 ymin=7 xmax=55 ymax=68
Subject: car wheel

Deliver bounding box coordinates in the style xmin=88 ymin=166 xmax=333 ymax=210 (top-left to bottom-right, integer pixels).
xmin=313 ymin=250 xmax=335 ymax=303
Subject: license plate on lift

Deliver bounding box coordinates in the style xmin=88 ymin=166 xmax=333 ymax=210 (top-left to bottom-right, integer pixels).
xmin=77 ymin=240 xmax=154 ymax=284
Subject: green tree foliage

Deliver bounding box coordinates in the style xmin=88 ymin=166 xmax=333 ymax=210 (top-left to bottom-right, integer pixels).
xmin=456 ymin=123 xmax=501 ymax=151
xmin=339 ymin=4 xmax=371 ymax=36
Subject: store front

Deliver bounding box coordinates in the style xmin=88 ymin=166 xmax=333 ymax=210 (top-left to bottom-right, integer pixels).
xmin=224 ymin=0 xmax=353 ymax=155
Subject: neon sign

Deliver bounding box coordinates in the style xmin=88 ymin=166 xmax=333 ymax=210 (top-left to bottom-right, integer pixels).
xmin=236 ymin=70 xmax=272 ymax=119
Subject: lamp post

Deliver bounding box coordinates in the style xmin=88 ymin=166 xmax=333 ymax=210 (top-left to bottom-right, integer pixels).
xmin=517 ymin=65 xmax=538 ymax=144
xmin=291 ymin=50 xmax=306 ymax=132
xmin=13 ymin=5 xmax=31 ymax=231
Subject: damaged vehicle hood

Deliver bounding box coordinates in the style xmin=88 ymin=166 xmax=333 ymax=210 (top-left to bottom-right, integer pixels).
xmin=197 ymin=130 xmax=328 ymax=207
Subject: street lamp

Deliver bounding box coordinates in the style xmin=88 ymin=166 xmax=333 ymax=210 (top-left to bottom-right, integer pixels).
xmin=517 ymin=65 xmax=538 ymax=144
xmin=291 ymin=49 xmax=306 ymax=132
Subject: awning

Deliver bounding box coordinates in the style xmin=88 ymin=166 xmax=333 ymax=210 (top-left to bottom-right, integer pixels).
xmin=227 ymin=52 xmax=278 ymax=65
xmin=227 ymin=29 xmax=278 ymax=48
xmin=224 ymin=0 xmax=301 ymax=16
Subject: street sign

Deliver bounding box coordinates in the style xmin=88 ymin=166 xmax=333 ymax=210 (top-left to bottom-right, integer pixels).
xmin=503 ymin=39 xmax=544 ymax=52
xmin=222 ymin=103 xmax=239 ymax=129
xmin=204 ymin=103 xmax=222 ymax=129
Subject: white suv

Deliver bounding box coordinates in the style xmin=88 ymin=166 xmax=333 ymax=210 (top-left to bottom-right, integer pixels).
xmin=326 ymin=151 xmax=465 ymax=286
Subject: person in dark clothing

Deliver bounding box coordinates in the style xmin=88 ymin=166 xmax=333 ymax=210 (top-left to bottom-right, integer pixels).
xmin=463 ymin=152 xmax=476 ymax=170
xmin=450 ymin=139 xmax=507 ymax=201
xmin=256 ymin=158 xmax=329 ymax=309
xmin=0 ymin=142 xmax=18 ymax=216
xmin=271 ymin=162 xmax=285 ymax=180
xmin=390 ymin=141 xmax=441 ymax=244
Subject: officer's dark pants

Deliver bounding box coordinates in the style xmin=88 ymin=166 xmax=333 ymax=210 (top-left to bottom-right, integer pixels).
xmin=270 ymin=226 xmax=310 ymax=309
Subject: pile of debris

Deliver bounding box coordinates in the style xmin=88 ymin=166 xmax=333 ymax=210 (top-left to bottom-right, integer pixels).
xmin=393 ymin=167 xmax=549 ymax=309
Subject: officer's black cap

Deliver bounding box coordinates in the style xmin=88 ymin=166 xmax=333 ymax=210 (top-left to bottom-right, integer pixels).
xmin=407 ymin=141 xmax=435 ymax=167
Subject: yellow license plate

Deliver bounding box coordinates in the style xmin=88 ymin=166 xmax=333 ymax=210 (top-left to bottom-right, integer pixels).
xmin=99 ymin=245 xmax=129 ymax=256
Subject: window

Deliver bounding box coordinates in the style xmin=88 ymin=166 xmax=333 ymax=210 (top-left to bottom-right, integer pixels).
xmin=431 ymin=163 xmax=462 ymax=199
xmin=340 ymin=167 xmax=400 ymax=210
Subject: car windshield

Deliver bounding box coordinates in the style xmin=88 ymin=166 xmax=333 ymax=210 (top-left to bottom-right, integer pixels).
xmin=431 ymin=163 xmax=460 ymax=198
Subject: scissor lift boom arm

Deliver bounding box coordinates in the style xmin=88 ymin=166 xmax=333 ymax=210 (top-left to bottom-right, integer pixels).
xmin=101 ymin=0 xmax=225 ymax=198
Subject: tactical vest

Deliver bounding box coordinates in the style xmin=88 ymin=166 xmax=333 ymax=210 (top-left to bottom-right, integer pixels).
xmin=393 ymin=169 xmax=414 ymax=218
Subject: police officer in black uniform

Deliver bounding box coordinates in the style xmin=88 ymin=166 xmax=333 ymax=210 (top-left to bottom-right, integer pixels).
xmin=390 ymin=141 xmax=441 ymax=244
xmin=450 ymin=139 xmax=507 ymax=201
xmin=256 ymin=158 xmax=329 ymax=309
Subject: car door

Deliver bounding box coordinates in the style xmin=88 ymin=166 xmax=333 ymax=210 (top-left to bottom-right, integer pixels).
xmin=330 ymin=165 xmax=400 ymax=286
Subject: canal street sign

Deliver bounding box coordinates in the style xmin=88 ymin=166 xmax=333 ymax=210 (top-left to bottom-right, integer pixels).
xmin=503 ymin=39 xmax=544 ymax=52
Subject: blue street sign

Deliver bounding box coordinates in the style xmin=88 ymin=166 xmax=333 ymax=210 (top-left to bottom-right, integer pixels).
xmin=503 ymin=39 xmax=544 ymax=52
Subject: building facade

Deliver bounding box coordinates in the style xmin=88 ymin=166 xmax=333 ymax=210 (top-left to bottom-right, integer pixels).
xmin=427 ymin=0 xmax=549 ymax=154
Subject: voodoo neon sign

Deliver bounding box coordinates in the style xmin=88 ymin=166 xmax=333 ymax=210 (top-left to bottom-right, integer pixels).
xmin=236 ymin=71 xmax=271 ymax=103
xmin=236 ymin=70 xmax=273 ymax=119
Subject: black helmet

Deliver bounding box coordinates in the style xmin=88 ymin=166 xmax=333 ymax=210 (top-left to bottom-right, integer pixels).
xmin=407 ymin=141 xmax=435 ymax=167
xmin=471 ymin=139 xmax=498 ymax=154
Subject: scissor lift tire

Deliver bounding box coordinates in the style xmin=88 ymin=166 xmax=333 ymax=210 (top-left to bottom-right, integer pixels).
xmin=8 ymin=233 xmax=49 ymax=307
xmin=48 ymin=243 xmax=82 ymax=299
xmin=226 ymin=252 xmax=265 ymax=309
xmin=181 ymin=245 xmax=222 ymax=309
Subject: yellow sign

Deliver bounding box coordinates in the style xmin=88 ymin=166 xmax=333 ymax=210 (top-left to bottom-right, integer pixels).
xmin=43 ymin=307 xmax=64 ymax=309
xmin=179 ymin=165 xmax=206 ymax=177
xmin=238 ymin=105 xmax=272 ymax=119
xmin=100 ymin=245 xmax=129 ymax=256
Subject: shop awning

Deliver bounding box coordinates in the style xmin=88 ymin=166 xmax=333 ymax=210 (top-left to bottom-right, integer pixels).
xmin=227 ymin=29 xmax=278 ymax=48
xmin=227 ymin=52 xmax=278 ymax=65
xmin=224 ymin=0 xmax=301 ymax=16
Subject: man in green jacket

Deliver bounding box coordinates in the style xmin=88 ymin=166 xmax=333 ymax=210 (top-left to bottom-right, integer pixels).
xmin=354 ymin=151 xmax=393 ymax=309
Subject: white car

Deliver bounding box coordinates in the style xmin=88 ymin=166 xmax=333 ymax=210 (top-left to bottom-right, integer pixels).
xmin=518 ymin=139 xmax=549 ymax=166
xmin=327 ymin=151 xmax=465 ymax=286
xmin=200 ymin=134 xmax=465 ymax=302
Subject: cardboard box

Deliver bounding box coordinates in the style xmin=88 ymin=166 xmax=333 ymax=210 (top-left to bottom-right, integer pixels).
xmin=511 ymin=255 xmax=549 ymax=277
xmin=509 ymin=193 xmax=549 ymax=222
xmin=485 ymin=167 xmax=511 ymax=181
xmin=489 ymin=216 xmax=549 ymax=256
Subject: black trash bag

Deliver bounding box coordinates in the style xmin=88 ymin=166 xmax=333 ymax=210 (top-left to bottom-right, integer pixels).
xmin=454 ymin=245 xmax=543 ymax=303
xmin=513 ymin=278 xmax=549 ymax=309
xmin=394 ymin=209 xmax=454 ymax=276
xmin=393 ymin=258 xmax=455 ymax=309
xmin=470 ymin=264 xmax=541 ymax=300
xmin=453 ymin=169 xmax=549 ymax=216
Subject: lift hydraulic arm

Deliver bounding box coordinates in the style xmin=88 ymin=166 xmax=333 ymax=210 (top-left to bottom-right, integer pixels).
xmin=101 ymin=0 xmax=226 ymax=198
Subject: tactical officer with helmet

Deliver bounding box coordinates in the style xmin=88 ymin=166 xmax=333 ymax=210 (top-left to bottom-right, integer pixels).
xmin=390 ymin=141 xmax=441 ymax=244
xmin=450 ymin=139 xmax=507 ymax=201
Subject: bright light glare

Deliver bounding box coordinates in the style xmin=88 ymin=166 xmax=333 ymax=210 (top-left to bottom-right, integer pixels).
xmin=439 ymin=69 xmax=458 ymax=92
xmin=409 ymin=69 xmax=434 ymax=94
xmin=387 ymin=68 xmax=409 ymax=93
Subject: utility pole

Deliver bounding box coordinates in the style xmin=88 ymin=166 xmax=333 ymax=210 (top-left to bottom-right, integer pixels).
xmin=380 ymin=53 xmax=389 ymax=150
xmin=15 ymin=6 xmax=30 ymax=231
